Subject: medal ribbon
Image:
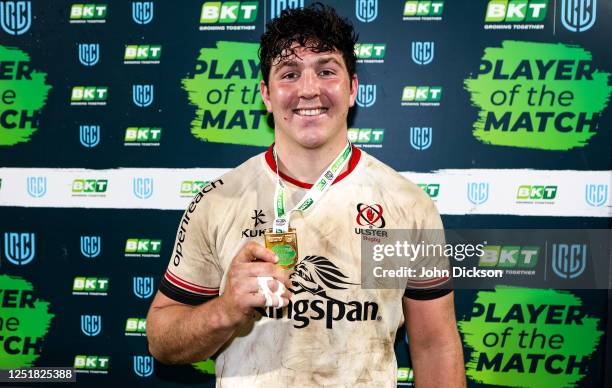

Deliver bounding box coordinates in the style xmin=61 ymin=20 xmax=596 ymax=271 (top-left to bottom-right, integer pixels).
xmin=272 ymin=142 xmax=352 ymax=233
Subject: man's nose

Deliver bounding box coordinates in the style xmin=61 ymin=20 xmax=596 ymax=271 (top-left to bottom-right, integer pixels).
xmin=298 ymin=70 xmax=319 ymax=99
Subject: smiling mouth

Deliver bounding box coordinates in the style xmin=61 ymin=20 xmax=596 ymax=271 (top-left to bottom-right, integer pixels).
xmin=293 ymin=108 xmax=329 ymax=116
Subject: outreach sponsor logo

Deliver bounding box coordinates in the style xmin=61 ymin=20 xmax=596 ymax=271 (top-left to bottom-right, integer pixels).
xmin=69 ymin=4 xmax=107 ymax=23
xmin=26 ymin=176 xmax=46 ymax=198
xmin=199 ymin=1 xmax=258 ymax=31
xmin=270 ymin=0 xmax=302 ymax=19
xmin=0 ymin=1 xmax=32 ymax=35
xmin=348 ymin=128 xmax=384 ymax=148
xmin=561 ymin=0 xmax=596 ymax=32
xmin=124 ymin=127 xmax=161 ymax=146
xmin=173 ymin=179 xmax=224 ymax=266
xmin=79 ymin=125 xmax=100 ymax=148
xmin=71 ymin=179 xmax=108 ymax=197
xmin=125 ymin=318 xmax=146 ymax=336
xmin=403 ymin=1 xmax=444 ymax=21
xmin=409 ymin=126 xmax=433 ymax=150
xmin=77 ymin=43 xmax=100 ymax=66
xmin=132 ymin=1 xmax=153 ymax=25
xmin=132 ymin=84 xmax=154 ymax=107
xmin=585 ymin=183 xmax=607 ymax=207
xmin=401 ymin=86 xmax=442 ymax=106
xmin=241 ymin=209 xmax=267 ymax=238
xmin=133 ymin=177 xmax=154 ymax=199
xmin=80 ymin=314 xmax=102 ymax=336
xmin=516 ymin=185 xmax=557 ymax=203
xmin=552 ymin=243 xmax=587 ymax=279
xmin=70 ymin=86 xmax=107 ymax=106
xmin=257 ymin=256 xmax=379 ymax=329
xmin=125 ymin=238 xmax=161 ymax=258
xmin=418 ymin=183 xmax=440 ymax=199
xmin=80 ymin=236 xmax=101 ymax=258
xmin=124 ymin=45 xmax=161 ymax=64
xmin=411 ymin=41 xmax=434 ymax=65
xmin=72 ymin=277 xmax=109 ymax=296
xmin=133 ymin=276 xmax=154 ymax=299
xmin=356 ymin=84 xmax=376 ymax=108
xmin=180 ymin=180 xmax=211 ymax=197
xmin=74 ymin=355 xmax=109 ymax=374
xmin=355 ymin=43 xmax=386 ymax=63
xmin=133 ymin=355 xmax=154 ymax=377
xmin=467 ymin=182 xmax=490 ymax=205
xmin=479 ymin=245 xmax=539 ymax=275
xmin=397 ymin=367 xmax=414 ymax=383
xmin=3 ymin=232 xmax=35 ymax=266
xmin=355 ymin=0 xmax=377 ymax=23
xmin=484 ymin=0 xmax=548 ymax=30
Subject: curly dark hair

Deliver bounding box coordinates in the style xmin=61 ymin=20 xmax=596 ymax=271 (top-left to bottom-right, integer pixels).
xmin=259 ymin=3 xmax=358 ymax=85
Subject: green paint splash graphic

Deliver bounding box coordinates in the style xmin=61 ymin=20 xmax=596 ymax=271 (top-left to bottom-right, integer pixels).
xmin=192 ymin=359 xmax=215 ymax=374
xmin=0 ymin=45 xmax=52 ymax=146
xmin=465 ymin=41 xmax=611 ymax=150
xmin=458 ymin=287 xmax=603 ymax=387
xmin=182 ymin=41 xmax=274 ymax=146
xmin=0 ymin=275 xmax=54 ymax=368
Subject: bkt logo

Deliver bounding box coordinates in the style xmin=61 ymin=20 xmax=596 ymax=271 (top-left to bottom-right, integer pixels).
xmin=71 ymin=87 xmax=108 ymax=105
xmin=356 ymin=84 xmax=376 ymax=108
xmin=80 ymin=315 xmax=102 ymax=336
xmin=77 ymin=43 xmax=99 ymax=66
xmin=485 ymin=0 xmax=548 ymax=23
xmin=180 ymin=180 xmax=208 ymax=195
xmin=124 ymin=45 xmax=161 ymax=63
xmin=133 ymin=277 xmax=154 ymax=299
xmin=354 ymin=43 xmax=386 ymax=61
xmin=270 ymin=0 xmax=303 ymax=19
xmin=355 ymin=0 xmax=377 ymax=23
xmin=72 ymin=277 xmax=109 ymax=296
xmin=74 ymin=355 xmax=109 ymax=372
xmin=125 ymin=239 xmax=161 ymax=255
xmin=403 ymin=1 xmax=444 ymax=19
xmin=79 ymin=125 xmax=100 ymax=148
xmin=585 ymin=184 xmax=607 ymax=207
xmin=132 ymin=1 xmax=153 ymax=24
xmin=516 ymin=185 xmax=557 ymax=200
xmin=200 ymin=2 xmax=258 ymax=24
xmin=3 ymin=232 xmax=35 ymax=266
xmin=132 ymin=84 xmax=154 ymax=107
xmin=0 ymin=1 xmax=32 ymax=35
xmin=348 ymin=128 xmax=384 ymax=146
xmin=133 ymin=355 xmax=154 ymax=377
xmin=26 ymin=176 xmax=46 ymax=198
xmin=125 ymin=318 xmax=147 ymax=336
xmin=69 ymin=4 xmax=107 ymax=23
xmin=124 ymin=127 xmax=162 ymax=145
xmin=411 ymin=41 xmax=434 ymax=65
xmin=133 ymin=177 xmax=154 ymax=199
xmin=418 ymin=183 xmax=440 ymax=198
xmin=72 ymin=179 xmax=108 ymax=193
xmin=479 ymin=246 xmax=539 ymax=268
xmin=561 ymin=0 xmax=596 ymax=32
xmin=402 ymin=86 xmax=442 ymax=105
xmin=552 ymin=243 xmax=587 ymax=279
xmin=467 ymin=182 xmax=490 ymax=205
xmin=80 ymin=236 xmax=101 ymax=258
xmin=409 ymin=127 xmax=432 ymax=150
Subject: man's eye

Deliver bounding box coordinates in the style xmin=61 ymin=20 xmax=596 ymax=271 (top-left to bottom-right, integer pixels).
xmin=319 ymin=70 xmax=335 ymax=76
xmin=282 ymin=72 xmax=298 ymax=79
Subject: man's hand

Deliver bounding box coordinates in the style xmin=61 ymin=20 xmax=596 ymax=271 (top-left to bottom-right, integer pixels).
xmin=218 ymin=241 xmax=293 ymax=328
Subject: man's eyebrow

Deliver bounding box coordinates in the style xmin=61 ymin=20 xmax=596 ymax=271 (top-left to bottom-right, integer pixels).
xmin=274 ymin=59 xmax=299 ymax=71
xmin=316 ymin=57 xmax=343 ymax=66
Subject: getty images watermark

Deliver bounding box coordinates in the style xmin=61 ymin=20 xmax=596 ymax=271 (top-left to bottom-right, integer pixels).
xmin=360 ymin=229 xmax=611 ymax=290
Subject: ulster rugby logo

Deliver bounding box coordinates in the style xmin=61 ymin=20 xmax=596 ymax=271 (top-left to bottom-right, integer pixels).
xmin=356 ymin=203 xmax=386 ymax=228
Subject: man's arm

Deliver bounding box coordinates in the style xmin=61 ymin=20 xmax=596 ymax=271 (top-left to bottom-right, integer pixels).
xmin=147 ymin=242 xmax=291 ymax=364
xmin=402 ymin=292 xmax=466 ymax=387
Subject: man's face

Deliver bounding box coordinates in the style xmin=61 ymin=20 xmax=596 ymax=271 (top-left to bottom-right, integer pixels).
xmin=260 ymin=45 xmax=358 ymax=150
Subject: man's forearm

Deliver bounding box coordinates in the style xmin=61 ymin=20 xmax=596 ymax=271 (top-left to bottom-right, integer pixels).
xmin=410 ymin=333 xmax=466 ymax=387
xmin=147 ymin=297 xmax=238 ymax=364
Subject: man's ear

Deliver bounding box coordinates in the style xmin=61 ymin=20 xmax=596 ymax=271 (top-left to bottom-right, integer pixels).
xmin=348 ymin=73 xmax=359 ymax=107
xmin=260 ymin=80 xmax=272 ymax=112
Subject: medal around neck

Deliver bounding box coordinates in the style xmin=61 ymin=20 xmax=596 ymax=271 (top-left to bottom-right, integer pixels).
xmin=267 ymin=142 xmax=352 ymax=269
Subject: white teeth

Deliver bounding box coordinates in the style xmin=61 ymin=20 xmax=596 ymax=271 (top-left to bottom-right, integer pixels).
xmin=295 ymin=108 xmax=327 ymax=116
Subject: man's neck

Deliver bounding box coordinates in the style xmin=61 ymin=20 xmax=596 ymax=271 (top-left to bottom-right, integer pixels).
xmin=274 ymin=137 xmax=349 ymax=185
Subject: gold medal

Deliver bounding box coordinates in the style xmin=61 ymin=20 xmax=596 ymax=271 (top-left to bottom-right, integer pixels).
xmin=264 ymin=227 xmax=298 ymax=269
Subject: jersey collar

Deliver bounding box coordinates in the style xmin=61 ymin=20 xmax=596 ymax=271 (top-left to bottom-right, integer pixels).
xmin=265 ymin=143 xmax=362 ymax=189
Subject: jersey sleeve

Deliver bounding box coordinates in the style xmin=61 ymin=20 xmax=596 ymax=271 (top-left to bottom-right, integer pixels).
xmin=159 ymin=190 xmax=222 ymax=305
xmin=403 ymin=201 xmax=453 ymax=301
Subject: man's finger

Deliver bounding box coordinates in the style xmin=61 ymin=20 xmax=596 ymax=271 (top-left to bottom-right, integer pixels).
xmin=233 ymin=241 xmax=277 ymax=264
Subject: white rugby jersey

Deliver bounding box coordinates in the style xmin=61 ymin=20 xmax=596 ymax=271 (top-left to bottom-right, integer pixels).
xmin=159 ymin=145 xmax=451 ymax=387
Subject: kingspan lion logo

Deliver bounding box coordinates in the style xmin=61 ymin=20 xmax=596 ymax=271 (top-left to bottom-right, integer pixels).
xmin=290 ymin=256 xmax=358 ymax=303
